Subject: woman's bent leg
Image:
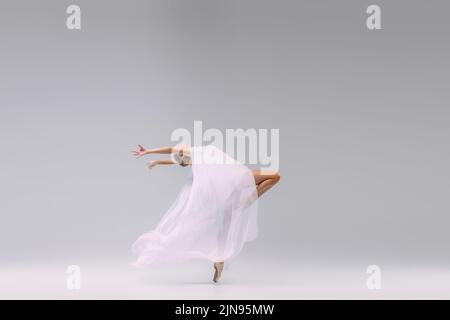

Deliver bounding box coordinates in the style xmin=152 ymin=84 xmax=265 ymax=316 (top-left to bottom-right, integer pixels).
xmin=252 ymin=170 xmax=281 ymax=197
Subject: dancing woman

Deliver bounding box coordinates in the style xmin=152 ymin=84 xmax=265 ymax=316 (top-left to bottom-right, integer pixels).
xmin=131 ymin=144 xmax=280 ymax=283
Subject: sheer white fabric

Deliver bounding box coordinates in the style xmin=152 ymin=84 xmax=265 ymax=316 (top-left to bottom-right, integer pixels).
xmin=132 ymin=145 xmax=259 ymax=266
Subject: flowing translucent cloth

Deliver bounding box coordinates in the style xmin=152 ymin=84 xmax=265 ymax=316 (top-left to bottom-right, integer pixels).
xmin=132 ymin=145 xmax=259 ymax=266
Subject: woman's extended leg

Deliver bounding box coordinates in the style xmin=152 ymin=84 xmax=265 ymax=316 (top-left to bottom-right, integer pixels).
xmin=252 ymin=170 xmax=281 ymax=197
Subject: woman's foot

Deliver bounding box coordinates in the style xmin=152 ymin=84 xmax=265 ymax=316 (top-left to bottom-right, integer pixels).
xmin=213 ymin=262 xmax=225 ymax=283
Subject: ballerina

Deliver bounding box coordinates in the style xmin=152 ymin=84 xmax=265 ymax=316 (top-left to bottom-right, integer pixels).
xmin=131 ymin=144 xmax=280 ymax=283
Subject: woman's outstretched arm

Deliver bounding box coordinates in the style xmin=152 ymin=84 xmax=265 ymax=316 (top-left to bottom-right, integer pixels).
xmin=148 ymin=158 xmax=175 ymax=170
xmin=132 ymin=145 xmax=173 ymax=158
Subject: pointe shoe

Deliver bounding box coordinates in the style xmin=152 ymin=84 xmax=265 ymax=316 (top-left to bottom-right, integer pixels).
xmin=213 ymin=262 xmax=225 ymax=283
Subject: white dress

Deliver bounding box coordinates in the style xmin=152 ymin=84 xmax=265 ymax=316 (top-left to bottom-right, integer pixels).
xmin=132 ymin=145 xmax=259 ymax=266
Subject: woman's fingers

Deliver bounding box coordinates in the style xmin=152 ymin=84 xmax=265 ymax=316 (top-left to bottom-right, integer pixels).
xmin=131 ymin=145 xmax=147 ymax=158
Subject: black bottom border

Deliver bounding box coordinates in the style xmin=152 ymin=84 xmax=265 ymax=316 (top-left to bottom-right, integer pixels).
xmin=2 ymin=300 xmax=449 ymax=318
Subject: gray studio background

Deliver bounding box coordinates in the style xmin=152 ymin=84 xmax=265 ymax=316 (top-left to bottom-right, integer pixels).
xmin=1 ymin=0 xmax=449 ymax=267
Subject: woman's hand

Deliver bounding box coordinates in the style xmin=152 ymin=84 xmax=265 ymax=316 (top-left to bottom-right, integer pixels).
xmin=147 ymin=160 xmax=158 ymax=170
xmin=132 ymin=144 xmax=147 ymax=158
